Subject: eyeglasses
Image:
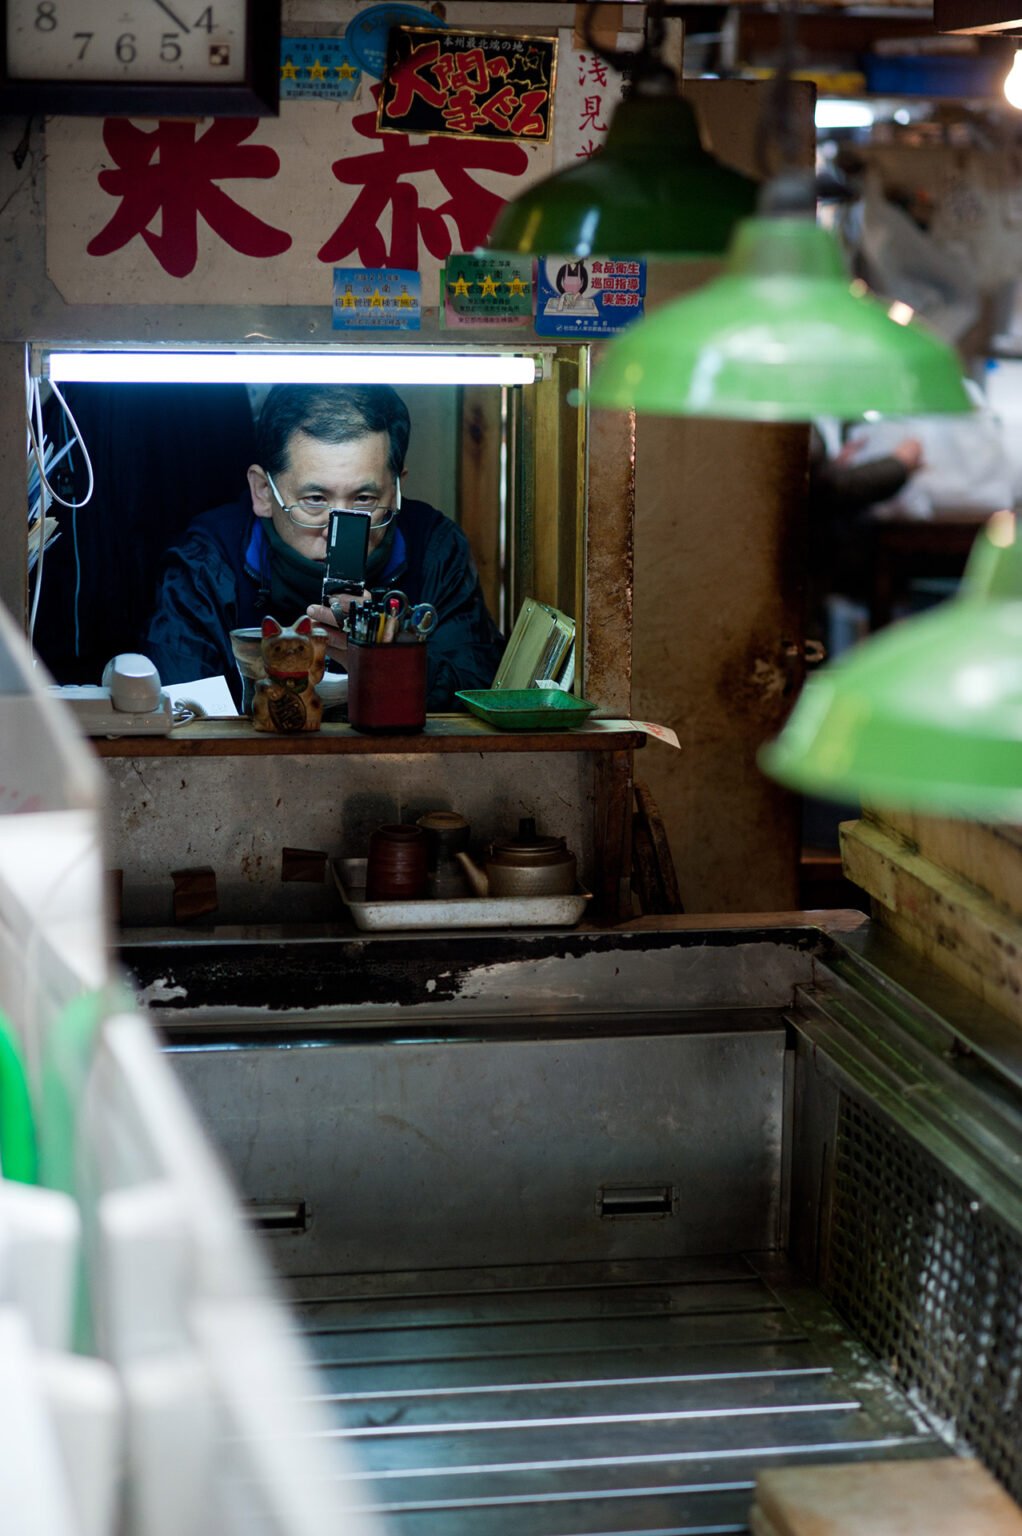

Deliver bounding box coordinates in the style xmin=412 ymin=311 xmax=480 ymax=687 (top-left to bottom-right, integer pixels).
xmin=265 ymin=470 xmax=401 ymax=531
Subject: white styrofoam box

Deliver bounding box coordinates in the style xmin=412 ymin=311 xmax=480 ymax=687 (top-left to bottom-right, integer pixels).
xmin=0 ymin=808 xmax=108 ymax=1085
xmin=0 ymin=599 xmax=103 ymax=816
xmin=0 ymin=599 xmax=109 ymax=1080
xmin=191 ymin=1297 xmax=385 ymax=1536
xmin=86 ymin=1015 xmax=386 ymax=1536
xmin=122 ymin=1350 xmax=216 ymax=1536
xmin=0 ymin=1306 xmax=82 ymax=1536
xmin=86 ymin=1016 xmax=266 ymax=1303
xmin=96 ymin=1181 xmax=190 ymax=1368
xmin=0 ymin=1179 xmax=80 ymax=1350
xmin=39 ymin=1351 xmax=122 ymax=1536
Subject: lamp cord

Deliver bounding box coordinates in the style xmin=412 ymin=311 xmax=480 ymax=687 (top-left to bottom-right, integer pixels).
xmin=755 ymin=0 xmax=816 ymax=213
xmin=581 ymin=0 xmax=677 ymax=97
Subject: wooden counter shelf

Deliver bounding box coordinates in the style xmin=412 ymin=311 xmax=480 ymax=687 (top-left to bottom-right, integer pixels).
xmin=90 ymin=715 xmax=646 ymax=757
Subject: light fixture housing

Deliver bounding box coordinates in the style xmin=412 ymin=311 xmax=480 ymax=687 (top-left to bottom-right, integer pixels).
xmin=589 ymin=212 xmax=972 ymax=420
xmin=40 ymin=348 xmax=543 ymax=388
xmin=760 ymin=511 xmax=1022 ymax=821
xmin=486 ymin=93 xmax=757 ymax=259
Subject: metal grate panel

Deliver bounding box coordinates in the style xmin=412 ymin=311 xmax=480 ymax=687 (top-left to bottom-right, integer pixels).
xmin=827 ymin=1095 xmax=1022 ymax=1501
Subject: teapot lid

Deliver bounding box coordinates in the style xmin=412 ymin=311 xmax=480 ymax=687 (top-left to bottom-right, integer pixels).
xmin=492 ymin=817 xmax=566 ymax=857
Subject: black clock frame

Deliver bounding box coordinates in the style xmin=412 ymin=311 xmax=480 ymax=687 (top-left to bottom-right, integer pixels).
xmin=0 ymin=0 xmax=280 ymax=116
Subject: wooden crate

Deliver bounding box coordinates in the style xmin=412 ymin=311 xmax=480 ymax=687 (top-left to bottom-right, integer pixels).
xmin=867 ymin=808 xmax=1022 ymax=922
xmin=840 ymin=811 xmax=1022 ymax=1022
xmin=751 ymin=1457 xmax=1022 ymax=1535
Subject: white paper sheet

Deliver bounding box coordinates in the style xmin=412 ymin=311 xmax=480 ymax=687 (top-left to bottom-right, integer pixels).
xmin=161 ymin=678 xmax=239 ymax=718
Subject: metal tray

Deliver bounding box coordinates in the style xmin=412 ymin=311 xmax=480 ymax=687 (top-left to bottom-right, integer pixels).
xmin=331 ymin=858 xmax=591 ymax=931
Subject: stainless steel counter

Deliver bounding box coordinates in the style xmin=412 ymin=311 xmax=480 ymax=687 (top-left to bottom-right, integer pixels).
xmin=120 ymin=918 xmax=1022 ymax=1533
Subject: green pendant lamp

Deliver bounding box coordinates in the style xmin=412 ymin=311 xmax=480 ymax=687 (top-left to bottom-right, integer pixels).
xmin=486 ymin=91 xmax=758 ymax=259
xmin=760 ymin=511 xmax=1022 ymax=820
xmin=486 ymin=5 xmax=757 ymax=259
xmin=589 ymin=173 xmax=973 ymax=420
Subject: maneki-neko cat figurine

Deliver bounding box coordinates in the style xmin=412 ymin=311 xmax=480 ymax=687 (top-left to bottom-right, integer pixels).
xmin=252 ymin=615 xmax=324 ymax=734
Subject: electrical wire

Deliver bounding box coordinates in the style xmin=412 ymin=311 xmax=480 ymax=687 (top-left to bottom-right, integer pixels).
xmin=25 ymin=357 xmax=95 ymax=650
xmin=51 ymin=398 xmax=83 ymax=656
xmin=69 ymin=461 xmax=82 ymax=657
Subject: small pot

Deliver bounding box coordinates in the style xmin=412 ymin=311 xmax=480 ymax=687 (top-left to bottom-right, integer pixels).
xmin=456 ymin=818 xmax=577 ymax=899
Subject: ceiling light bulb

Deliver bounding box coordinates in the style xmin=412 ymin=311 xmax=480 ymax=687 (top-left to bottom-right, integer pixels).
xmin=1005 ymin=49 xmax=1022 ymax=108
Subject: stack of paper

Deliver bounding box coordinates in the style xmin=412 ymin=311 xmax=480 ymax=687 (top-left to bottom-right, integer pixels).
xmin=493 ymin=598 xmax=575 ymax=691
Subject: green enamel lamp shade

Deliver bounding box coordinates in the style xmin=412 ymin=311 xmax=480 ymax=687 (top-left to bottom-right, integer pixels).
xmin=486 ymin=95 xmax=757 ymax=258
xmin=590 ymin=214 xmax=972 ymax=419
xmin=760 ymin=511 xmax=1022 ymax=820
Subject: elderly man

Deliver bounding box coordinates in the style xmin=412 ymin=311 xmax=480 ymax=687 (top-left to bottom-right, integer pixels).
xmin=143 ymin=383 xmax=505 ymax=710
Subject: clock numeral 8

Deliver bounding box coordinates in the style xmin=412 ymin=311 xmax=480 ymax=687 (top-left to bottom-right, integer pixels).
xmin=34 ymin=1 xmax=57 ymax=31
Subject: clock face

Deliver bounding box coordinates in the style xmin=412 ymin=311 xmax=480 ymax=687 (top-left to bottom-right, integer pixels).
xmin=6 ymin=0 xmax=248 ymax=84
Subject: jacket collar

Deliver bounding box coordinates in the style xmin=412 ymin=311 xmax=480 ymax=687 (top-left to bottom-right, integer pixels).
xmin=244 ymin=517 xmax=408 ymax=595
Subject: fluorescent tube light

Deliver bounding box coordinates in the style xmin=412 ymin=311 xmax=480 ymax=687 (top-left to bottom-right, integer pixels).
xmin=814 ymin=99 xmax=874 ymax=131
xmin=44 ymin=350 xmax=540 ymax=387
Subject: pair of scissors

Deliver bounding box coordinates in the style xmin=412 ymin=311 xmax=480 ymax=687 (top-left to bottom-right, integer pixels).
xmin=406 ymin=602 xmax=437 ymax=638
xmin=380 ymin=589 xmax=410 ymax=621
xmin=378 ymin=590 xmax=436 ymax=638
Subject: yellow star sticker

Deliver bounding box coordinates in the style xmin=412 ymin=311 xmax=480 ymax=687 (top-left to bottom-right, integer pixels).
xmin=340 ymin=291 xmax=357 ymax=308
xmin=479 ymin=274 xmax=500 ymax=297
xmin=450 ymin=275 xmax=473 ymax=297
xmin=506 ymin=274 xmax=528 ymax=296
xmin=369 ymin=289 xmax=385 ymax=309
xmin=336 ymin=60 xmax=358 ymax=79
xmin=280 ymin=58 xmax=299 ymax=80
xmin=396 ymin=291 xmax=415 ymax=308
xmin=307 ymin=59 xmax=328 ymax=80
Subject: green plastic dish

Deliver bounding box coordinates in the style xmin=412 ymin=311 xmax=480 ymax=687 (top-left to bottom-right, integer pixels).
xmin=456 ymin=689 xmax=597 ymax=730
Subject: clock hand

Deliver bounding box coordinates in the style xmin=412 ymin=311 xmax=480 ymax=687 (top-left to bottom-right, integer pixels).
xmin=149 ymin=0 xmax=191 ymax=31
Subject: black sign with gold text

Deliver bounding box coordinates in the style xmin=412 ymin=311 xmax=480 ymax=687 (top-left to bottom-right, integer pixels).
xmin=378 ymin=26 xmax=557 ymax=142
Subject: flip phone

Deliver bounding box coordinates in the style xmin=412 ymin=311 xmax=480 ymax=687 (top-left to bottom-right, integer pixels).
xmin=322 ymin=509 xmax=371 ymax=601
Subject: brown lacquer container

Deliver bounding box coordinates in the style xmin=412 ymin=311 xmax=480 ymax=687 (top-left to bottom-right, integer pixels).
xmin=365 ymin=824 xmax=429 ymax=901
xmin=346 ymin=641 xmax=427 ymax=733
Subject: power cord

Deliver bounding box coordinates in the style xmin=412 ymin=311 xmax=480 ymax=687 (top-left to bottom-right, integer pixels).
xmin=25 ymin=356 xmax=95 ymax=650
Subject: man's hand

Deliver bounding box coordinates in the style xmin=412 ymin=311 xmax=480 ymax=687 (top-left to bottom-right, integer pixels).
xmin=306 ymin=589 xmax=371 ymax=666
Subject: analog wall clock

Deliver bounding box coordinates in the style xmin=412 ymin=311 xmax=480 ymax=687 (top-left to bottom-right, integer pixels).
xmin=1 ymin=0 xmax=280 ymax=116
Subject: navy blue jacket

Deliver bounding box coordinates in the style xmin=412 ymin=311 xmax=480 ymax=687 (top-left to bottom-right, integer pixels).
xmin=142 ymin=495 xmax=505 ymax=710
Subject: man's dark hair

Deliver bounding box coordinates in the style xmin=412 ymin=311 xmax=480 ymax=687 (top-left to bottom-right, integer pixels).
xmin=256 ymin=384 xmax=411 ymax=478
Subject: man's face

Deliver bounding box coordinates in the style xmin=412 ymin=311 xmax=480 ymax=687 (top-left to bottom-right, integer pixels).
xmin=248 ymin=429 xmax=401 ymax=563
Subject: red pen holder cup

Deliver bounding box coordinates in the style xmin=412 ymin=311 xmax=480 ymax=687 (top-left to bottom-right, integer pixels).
xmin=346 ymin=640 xmax=427 ymax=734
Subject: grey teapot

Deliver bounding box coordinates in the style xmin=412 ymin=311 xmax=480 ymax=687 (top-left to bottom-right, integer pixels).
xmin=456 ymin=818 xmax=577 ymax=898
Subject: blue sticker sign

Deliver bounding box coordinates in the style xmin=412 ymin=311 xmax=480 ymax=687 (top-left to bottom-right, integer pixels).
xmin=280 ymin=38 xmax=361 ymax=99
xmin=345 ymin=4 xmax=446 ymax=80
xmin=333 ymin=268 xmax=422 ymax=330
xmin=534 ymin=256 xmax=646 ymax=337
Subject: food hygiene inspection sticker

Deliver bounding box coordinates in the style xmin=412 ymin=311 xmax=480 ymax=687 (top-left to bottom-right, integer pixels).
xmin=443 ymin=253 xmax=534 ymax=327
xmin=332 ymin=268 xmax=422 ymax=330
xmin=280 ymin=37 xmax=361 ymax=99
xmin=534 ymin=256 xmax=645 ymax=337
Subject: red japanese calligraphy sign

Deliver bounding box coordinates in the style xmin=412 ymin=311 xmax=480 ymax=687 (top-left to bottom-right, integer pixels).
xmin=378 ymin=27 xmax=557 ymax=144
